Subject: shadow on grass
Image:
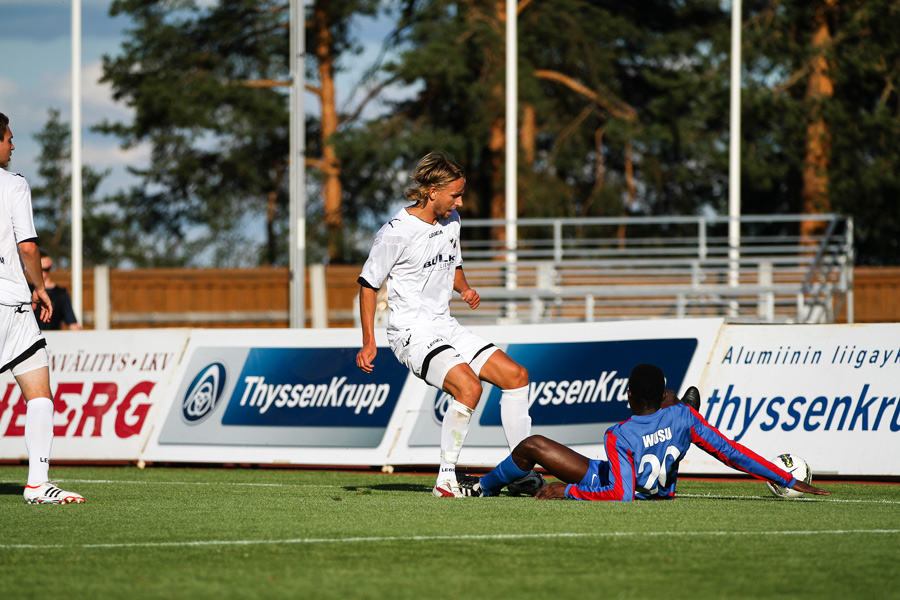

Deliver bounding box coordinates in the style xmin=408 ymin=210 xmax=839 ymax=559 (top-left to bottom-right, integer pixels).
xmin=341 ymin=483 xmax=432 ymax=493
xmin=0 ymin=482 xmax=23 ymax=496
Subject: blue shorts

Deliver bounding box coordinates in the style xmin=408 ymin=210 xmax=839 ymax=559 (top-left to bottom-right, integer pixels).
xmin=578 ymin=459 xmax=611 ymax=489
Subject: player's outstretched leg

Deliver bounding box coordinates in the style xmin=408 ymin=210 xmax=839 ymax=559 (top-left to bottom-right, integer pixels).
xmin=479 ymin=455 xmax=530 ymax=496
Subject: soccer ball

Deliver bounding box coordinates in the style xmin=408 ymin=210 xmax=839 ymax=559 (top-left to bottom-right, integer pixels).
xmin=766 ymin=453 xmax=812 ymax=499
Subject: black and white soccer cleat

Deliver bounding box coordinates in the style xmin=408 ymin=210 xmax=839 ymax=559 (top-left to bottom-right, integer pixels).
xmin=680 ymin=386 xmax=701 ymax=411
xmin=456 ymin=474 xmax=483 ymax=497
xmin=506 ymin=471 xmax=545 ymax=496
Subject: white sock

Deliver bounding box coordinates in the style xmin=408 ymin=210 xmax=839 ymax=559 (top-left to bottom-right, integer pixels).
xmin=438 ymin=400 xmax=474 ymax=485
xmin=500 ymin=385 xmax=531 ymax=451
xmin=25 ymin=397 xmax=54 ymax=486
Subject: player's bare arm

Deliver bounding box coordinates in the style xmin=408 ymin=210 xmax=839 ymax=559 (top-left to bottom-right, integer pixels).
xmin=454 ymin=268 xmax=479 ymax=309
xmin=356 ymin=285 xmax=378 ymax=373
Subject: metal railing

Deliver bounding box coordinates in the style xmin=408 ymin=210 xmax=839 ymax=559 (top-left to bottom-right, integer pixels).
xmin=445 ymin=214 xmax=853 ymax=325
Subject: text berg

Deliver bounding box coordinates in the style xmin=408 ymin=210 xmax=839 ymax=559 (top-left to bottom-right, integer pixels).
xmin=238 ymin=376 xmax=389 ymax=415
xmin=0 ymin=381 xmax=155 ymax=438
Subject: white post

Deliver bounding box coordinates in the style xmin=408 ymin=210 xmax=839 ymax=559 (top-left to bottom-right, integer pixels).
xmin=93 ymin=265 xmax=110 ymax=330
xmin=289 ymin=0 xmax=307 ymax=328
xmin=309 ymin=263 xmax=327 ymax=328
xmin=71 ymin=0 xmax=83 ymax=324
xmin=505 ymin=0 xmax=518 ymax=315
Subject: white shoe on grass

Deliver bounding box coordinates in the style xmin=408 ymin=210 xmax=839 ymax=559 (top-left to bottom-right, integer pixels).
xmin=24 ymin=481 xmax=85 ymax=504
xmin=432 ymin=479 xmax=465 ymax=498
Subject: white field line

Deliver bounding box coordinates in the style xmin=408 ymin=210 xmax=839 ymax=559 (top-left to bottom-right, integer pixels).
xmin=679 ymin=493 xmax=900 ymax=504
xmin=4 ymin=479 xmax=899 ymax=503
xmin=0 ymin=479 xmax=338 ymax=488
xmin=2 ymin=529 xmax=899 ymax=551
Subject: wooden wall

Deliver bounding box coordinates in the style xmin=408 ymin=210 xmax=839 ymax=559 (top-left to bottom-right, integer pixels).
xmin=45 ymin=264 xmax=899 ymax=329
xmin=847 ymin=266 xmax=900 ymax=323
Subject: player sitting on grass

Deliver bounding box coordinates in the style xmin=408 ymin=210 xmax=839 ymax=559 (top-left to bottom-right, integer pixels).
xmin=462 ymin=363 xmax=830 ymax=501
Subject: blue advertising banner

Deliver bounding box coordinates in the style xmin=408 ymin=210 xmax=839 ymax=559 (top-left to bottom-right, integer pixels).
xmin=146 ymin=321 xmax=722 ymax=466
xmin=158 ymin=341 xmax=411 ymax=449
xmin=479 ymin=338 xmax=698 ymax=427
xmin=221 ymin=348 xmax=406 ymax=428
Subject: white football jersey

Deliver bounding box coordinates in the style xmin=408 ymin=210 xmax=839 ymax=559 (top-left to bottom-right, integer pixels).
xmin=0 ymin=168 xmax=38 ymax=304
xmin=359 ymin=206 xmax=463 ymax=330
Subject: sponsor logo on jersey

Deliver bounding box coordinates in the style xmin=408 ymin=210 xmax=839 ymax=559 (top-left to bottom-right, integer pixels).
xmin=479 ymin=338 xmax=697 ymax=427
xmin=182 ymin=362 xmax=227 ymax=424
xmin=220 ymin=348 xmax=408 ymax=428
xmin=429 ymin=230 xmax=444 ymax=238
xmin=423 ymin=253 xmax=455 ymax=269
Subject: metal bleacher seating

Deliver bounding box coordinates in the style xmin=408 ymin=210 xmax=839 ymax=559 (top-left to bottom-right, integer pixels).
xmin=445 ymin=214 xmax=854 ymax=325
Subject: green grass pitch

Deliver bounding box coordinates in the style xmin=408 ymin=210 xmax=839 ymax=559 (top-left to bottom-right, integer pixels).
xmin=2 ymin=465 xmax=899 ymax=599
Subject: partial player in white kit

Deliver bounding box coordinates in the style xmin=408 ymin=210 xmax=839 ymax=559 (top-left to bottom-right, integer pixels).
xmin=356 ymin=151 xmax=542 ymax=498
xmin=0 ymin=113 xmax=84 ymax=504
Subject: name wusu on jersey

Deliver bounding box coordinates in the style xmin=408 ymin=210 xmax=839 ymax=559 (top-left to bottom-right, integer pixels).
xmin=643 ymin=427 xmax=673 ymax=448
xmin=220 ymin=348 xmax=408 ymax=428
xmin=479 ymin=338 xmax=697 ymax=427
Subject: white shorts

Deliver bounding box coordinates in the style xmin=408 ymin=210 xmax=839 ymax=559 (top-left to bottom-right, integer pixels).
xmin=0 ymin=303 xmax=48 ymax=374
xmin=388 ymin=319 xmax=499 ymax=389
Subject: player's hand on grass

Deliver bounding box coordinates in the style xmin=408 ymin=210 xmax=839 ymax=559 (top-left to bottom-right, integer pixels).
xmin=356 ymin=343 xmax=377 ymax=373
xmin=792 ymin=480 xmax=830 ymax=496
xmin=534 ymin=481 xmax=567 ymax=500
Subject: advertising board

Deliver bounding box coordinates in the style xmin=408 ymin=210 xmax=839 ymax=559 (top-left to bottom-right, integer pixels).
xmin=395 ymin=318 xmax=722 ymax=466
xmin=682 ymin=323 xmax=900 ymax=476
xmin=0 ymin=329 xmax=188 ymax=461
xmin=145 ymin=328 xmax=417 ymax=465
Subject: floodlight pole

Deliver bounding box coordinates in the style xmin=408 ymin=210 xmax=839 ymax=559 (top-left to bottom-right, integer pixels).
xmin=71 ymin=0 xmax=84 ymax=324
xmin=504 ymin=0 xmax=518 ymax=308
xmin=289 ymin=0 xmax=307 ymax=328
xmin=728 ymin=0 xmax=742 ymax=290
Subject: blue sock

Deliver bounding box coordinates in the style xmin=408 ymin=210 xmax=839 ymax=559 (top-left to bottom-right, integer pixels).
xmin=480 ymin=455 xmax=529 ymax=496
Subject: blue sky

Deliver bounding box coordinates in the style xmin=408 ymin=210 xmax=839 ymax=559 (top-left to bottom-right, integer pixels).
xmin=1 ymin=0 xmax=143 ymax=194
xmin=0 ymin=0 xmax=402 ymax=200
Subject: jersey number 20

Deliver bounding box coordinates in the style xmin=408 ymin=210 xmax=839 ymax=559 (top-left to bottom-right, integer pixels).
xmin=637 ymin=446 xmax=681 ymax=495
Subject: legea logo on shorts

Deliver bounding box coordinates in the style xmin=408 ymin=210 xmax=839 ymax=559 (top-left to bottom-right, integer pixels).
xmin=432 ymin=391 xmax=454 ymax=425
xmin=182 ymin=362 xmax=227 ymax=424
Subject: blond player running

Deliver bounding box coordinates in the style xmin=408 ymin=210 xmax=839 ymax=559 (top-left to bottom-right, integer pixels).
xmin=356 ymin=151 xmax=540 ymax=497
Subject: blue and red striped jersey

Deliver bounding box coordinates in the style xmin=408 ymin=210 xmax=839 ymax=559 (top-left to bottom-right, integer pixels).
xmin=565 ymin=403 xmax=796 ymax=501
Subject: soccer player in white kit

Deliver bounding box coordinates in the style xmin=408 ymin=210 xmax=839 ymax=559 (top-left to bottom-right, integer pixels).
xmin=356 ymin=151 xmax=540 ymax=497
xmin=0 ymin=113 xmax=84 ymax=504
